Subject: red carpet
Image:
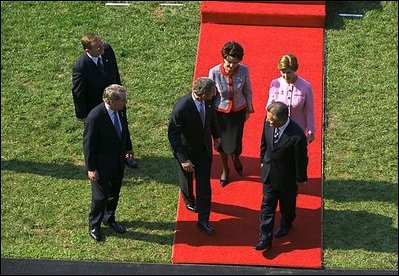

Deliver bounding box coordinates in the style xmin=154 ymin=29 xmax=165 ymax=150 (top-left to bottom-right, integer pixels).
xmin=172 ymin=1 xmax=325 ymax=268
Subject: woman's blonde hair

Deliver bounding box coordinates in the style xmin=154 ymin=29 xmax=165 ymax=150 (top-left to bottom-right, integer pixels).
xmin=277 ymin=54 xmax=298 ymax=71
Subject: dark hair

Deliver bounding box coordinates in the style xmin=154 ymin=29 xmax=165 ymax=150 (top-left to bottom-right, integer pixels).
xmin=221 ymin=41 xmax=244 ymax=61
xmin=267 ymin=102 xmax=289 ymax=121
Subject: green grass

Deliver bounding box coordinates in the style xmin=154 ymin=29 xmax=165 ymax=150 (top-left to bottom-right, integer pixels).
xmin=1 ymin=1 xmax=397 ymax=270
xmin=323 ymin=1 xmax=398 ymax=269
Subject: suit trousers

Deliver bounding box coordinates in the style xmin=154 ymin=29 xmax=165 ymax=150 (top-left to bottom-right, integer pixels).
xmin=89 ymin=174 xmax=123 ymax=229
xmin=176 ymin=153 xmax=212 ymax=222
xmin=259 ymin=182 xmax=297 ymax=240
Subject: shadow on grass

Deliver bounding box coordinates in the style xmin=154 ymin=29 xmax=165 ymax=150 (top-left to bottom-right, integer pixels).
xmin=101 ymin=220 xmax=175 ymax=245
xmin=1 ymin=156 xmax=178 ymax=184
xmin=324 ymin=179 xmax=398 ymax=204
xmin=324 ymin=179 xmax=398 ymax=254
xmin=1 ymin=159 xmax=87 ymax=180
xmin=323 ymin=209 xmax=398 ymax=254
xmin=326 ymin=1 xmax=382 ymax=30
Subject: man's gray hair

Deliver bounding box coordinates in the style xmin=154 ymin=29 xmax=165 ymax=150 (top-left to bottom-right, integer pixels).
xmin=193 ymin=77 xmax=216 ymax=95
xmin=103 ymin=84 xmax=126 ymax=103
xmin=267 ymin=101 xmax=289 ymax=121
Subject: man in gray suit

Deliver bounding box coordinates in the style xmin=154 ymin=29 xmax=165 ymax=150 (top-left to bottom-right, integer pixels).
xmin=83 ymin=84 xmax=133 ymax=242
xmin=254 ymin=101 xmax=308 ymax=251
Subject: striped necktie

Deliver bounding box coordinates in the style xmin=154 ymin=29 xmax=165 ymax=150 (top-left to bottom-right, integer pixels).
xmin=273 ymin=127 xmax=280 ymax=144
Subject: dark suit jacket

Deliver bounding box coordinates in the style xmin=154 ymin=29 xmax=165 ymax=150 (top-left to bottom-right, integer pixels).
xmin=260 ymin=118 xmax=308 ymax=190
xmin=83 ymin=103 xmax=132 ymax=179
xmin=72 ymin=43 xmax=121 ymax=119
xmin=168 ymin=93 xmax=220 ymax=164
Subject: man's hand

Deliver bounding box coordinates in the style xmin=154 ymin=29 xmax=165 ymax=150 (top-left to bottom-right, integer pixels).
xmin=213 ymin=137 xmax=221 ymax=150
xmin=181 ymin=160 xmax=195 ymax=173
xmin=125 ymin=151 xmax=134 ymax=160
xmin=88 ymin=170 xmax=98 ymax=181
xmin=306 ymin=133 xmax=315 ymax=144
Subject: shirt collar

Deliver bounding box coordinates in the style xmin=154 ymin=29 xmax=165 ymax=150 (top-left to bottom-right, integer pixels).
xmin=191 ymin=94 xmax=203 ymax=107
xmin=278 ymin=117 xmax=290 ymax=133
xmin=86 ymin=52 xmax=101 ymax=64
xmin=104 ymin=102 xmax=116 ymax=115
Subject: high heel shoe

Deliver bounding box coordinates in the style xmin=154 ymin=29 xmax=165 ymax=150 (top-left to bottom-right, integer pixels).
xmin=220 ymin=169 xmax=230 ymax=187
xmin=233 ymin=157 xmax=243 ymax=176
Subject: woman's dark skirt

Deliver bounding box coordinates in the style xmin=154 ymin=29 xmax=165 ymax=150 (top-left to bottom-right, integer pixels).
xmin=215 ymin=108 xmax=246 ymax=155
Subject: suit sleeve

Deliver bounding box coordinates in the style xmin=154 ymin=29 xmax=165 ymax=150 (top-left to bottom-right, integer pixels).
xmin=168 ymin=107 xmax=189 ymax=163
xmin=294 ymin=135 xmax=308 ymax=182
xmin=106 ymin=45 xmax=121 ymax=85
xmin=123 ymin=109 xmax=133 ymax=151
xmin=304 ymin=84 xmax=315 ymax=134
xmin=72 ymin=62 xmax=88 ymax=119
xmin=83 ymin=117 xmax=98 ymax=171
xmin=266 ymin=79 xmax=277 ymax=108
xmin=243 ymin=67 xmax=254 ymax=113
xmin=260 ymin=117 xmax=267 ymax=163
xmin=210 ymin=106 xmax=220 ymax=140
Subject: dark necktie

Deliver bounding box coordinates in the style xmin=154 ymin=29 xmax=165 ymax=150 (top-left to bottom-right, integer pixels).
xmin=273 ymin=127 xmax=280 ymax=144
xmin=113 ymin=111 xmax=121 ymax=138
xmin=198 ymin=102 xmax=205 ymax=127
xmin=97 ymin=57 xmax=104 ymax=72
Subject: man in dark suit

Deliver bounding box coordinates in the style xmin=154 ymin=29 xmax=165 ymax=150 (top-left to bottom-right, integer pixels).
xmin=254 ymin=101 xmax=308 ymax=251
xmin=72 ymin=32 xmax=121 ymax=122
xmin=168 ymin=77 xmax=221 ymax=234
xmin=83 ymin=84 xmax=133 ymax=242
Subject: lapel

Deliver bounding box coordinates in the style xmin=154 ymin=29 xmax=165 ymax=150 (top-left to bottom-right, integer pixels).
xmin=204 ymin=100 xmax=212 ymax=128
xmin=84 ymin=54 xmax=106 ymax=75
xmin=267 ymin=125 xmax=275 ymax=149
xmin=273 ymin=122 xmax=292 ymax=149
xmin=118 ymin=110 xmax=126 ymax=136
xmin=103 ymin=105 xmax=123 ymax=139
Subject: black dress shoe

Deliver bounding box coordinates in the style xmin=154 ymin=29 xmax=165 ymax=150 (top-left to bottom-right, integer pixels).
xmin=108 ymin=222 xmax=126 ymax=234
xmin=220 ymin=178 xmax=229 ymax=187
xmin=125 ymin=157 xmax=138 ymax=169
xmin=89 ymin=228 xmax=102 ymax=241
xmin=274 ymin=226 xmax=291 ymax=237
xmin=253 ymin=240 xmax=272 ymax=251
xmin=197 ymin=221 xmax=215 ymax=234
xmin=186 ymin=203 xmax=197 ymax=212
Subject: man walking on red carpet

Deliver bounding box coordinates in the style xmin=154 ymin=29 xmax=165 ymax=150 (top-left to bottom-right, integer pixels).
xmin=168 ymin=77 xmax=221 ymax=234
xmin=255 ymin=101 xmax=308 ymax=251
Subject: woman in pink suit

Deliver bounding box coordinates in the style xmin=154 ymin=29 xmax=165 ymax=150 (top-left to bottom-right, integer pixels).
xmin=266 ymin=54 xmax=315 ymax=144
